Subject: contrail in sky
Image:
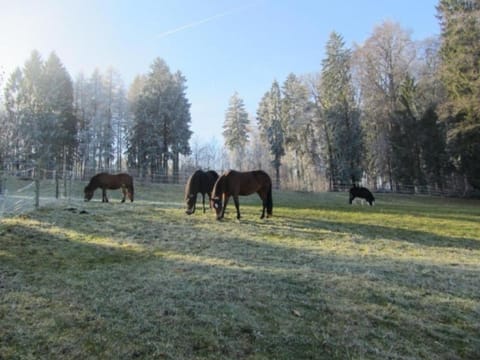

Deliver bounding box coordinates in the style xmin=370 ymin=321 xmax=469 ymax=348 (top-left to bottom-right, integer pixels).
xmin=156 ymin=4 xmax=255 ymax=39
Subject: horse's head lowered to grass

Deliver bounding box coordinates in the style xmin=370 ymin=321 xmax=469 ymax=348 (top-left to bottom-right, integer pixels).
xmin=184 ymin=170 xmax=219 ymax=215
xmin=84 ymin=173 xmax=134 ymax=203
xmin=211 ymin=170 xmax=273 ymax=220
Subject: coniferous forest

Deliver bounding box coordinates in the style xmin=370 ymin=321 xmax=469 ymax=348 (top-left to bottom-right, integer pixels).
xmin=1 ymin=1 xmax=479 ymax=195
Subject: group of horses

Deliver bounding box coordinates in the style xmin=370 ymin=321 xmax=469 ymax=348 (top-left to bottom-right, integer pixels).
xmin=83 ymin=170 xmax=374 ymax=220
xmin=184 ymin=169 xmax=273 ymax=220
xmin=82 ymin=169 xmax=274 ymax=220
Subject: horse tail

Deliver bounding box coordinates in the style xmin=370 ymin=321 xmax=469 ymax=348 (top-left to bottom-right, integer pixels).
xmin=266 ymin=183 xmax=273 ymax=216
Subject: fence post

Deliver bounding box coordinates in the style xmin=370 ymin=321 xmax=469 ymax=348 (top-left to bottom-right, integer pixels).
xmin=65 ymin=171 xmax=72 ymax=204
xmin=63 ymin=170 xmax=68 ymax=199
xmin=0 ymin=189 xmax=6 ymax=217
xmin=34 ymin=167 xmax=40 ymax=209
xmin=55 ymin=171 xmax=60 ymax=199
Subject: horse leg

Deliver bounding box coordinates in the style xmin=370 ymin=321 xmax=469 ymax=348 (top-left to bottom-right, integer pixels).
xmin=261 ymin=200 xmax=266 ymax=219
xmin=121 ymin=185 xmax=127 ymax=203
xmin=258 ymin=191 xmax=266 ymax=219
xmin=202 ymin=193 xmax=206 ymax=213
xmin=128 ymin=185 xmax=134 ymax=202
xmin=102 ymin=188 xmax=108 ymax=202
xmin=221 ymin=195 xmax=229 ymax=219
xmin=233 ymin=196 xmax=241 ymax=220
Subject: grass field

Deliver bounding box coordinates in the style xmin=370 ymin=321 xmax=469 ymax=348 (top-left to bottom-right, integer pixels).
xmin=1 ymin=183 xmax=479 ymax=359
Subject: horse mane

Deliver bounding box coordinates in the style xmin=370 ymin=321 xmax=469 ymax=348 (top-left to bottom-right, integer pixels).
xmin=85 ymin=174 xmax=101 ymax=191
xmin=206 ymin=170 xmax=219 ymax=178
xmin=212 ymin=173 xmax=227 ymax=198
xmin=184 ymin=173 xmax=194 ymax=200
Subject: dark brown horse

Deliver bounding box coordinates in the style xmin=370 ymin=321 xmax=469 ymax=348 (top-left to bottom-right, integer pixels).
xmin=349 ymin=184 xmax=375 ymax=206
xmin=185 ymin=170 xmax=219 ymax=214
xmin=211 ymin=170 xmax=273 ymax=220
xmin=84 ymin=173 xmax=134 ymax=203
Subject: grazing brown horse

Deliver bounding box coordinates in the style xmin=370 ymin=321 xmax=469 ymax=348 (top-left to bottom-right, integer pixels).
xmin=84 ymin=173 xmax=134 ymax=203
xmin=185 ymin=170 xmax=219 ymax=214
xmin=211 ymin=170 xmax=273 ymax=220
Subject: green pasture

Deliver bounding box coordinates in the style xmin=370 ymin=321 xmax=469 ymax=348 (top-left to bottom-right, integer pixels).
xmin=1 ymin=184 xmax=479 ymax=359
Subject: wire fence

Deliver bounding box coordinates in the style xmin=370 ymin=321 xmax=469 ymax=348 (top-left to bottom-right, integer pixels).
xmin=0 ymin=168 xmax=477 ymax=219
xmin=0 ymin=168 xmax=194 ymax=218
xmin=0 ymin=170 xmax=73 ymax=217
xmin=327 ymin=183 xmax=470 ymax=197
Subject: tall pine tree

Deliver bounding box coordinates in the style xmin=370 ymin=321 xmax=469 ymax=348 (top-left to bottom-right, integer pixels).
xmin=3 ymin=68 xmax=24 ymax=170
xmin=257 ymin=81 xmax=285 ymax=188
xmin=437 ymin=0 xmax=480 ymax=190
xmin=42 ymin=52 xmax=77 ymax=172
xmin=171 ymin=71 xmax=192 ymax=181
xmin=19 ymin=50 xmax=45 ymax=168
xmin=223 ymin=92 xmax=249 ymax=170
xmin=281 ymin=73 xmax=318 ymax=189
xmin=320 ymin=32 xmax=363 ymax=188
xmin=128 ymin=58 xmax=192 ymax=181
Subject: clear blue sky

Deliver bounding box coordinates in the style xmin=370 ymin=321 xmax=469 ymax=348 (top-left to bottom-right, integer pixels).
xmin=0 ymin=0 xmax=440 ymax=143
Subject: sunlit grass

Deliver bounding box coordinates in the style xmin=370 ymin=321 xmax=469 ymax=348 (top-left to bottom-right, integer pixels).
xmin=1 ymin=185 xmax=479 ymax=359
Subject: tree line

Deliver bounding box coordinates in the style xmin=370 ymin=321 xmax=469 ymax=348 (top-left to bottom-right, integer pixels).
xmin=0 ymin=0 xmax=478 ymax=195
xmin=0 ymin=53 xmax=191 ymax=182
xmin=0 ymin=50 xmax=191 ymax=181
xmin=222 ymin=1 xmax=480 ymax=195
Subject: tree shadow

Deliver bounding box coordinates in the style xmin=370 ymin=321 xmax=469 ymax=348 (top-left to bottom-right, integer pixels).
xmin=2 ymin=204 xmax=479 ymax=359
xmin=276 ymin=215 xmax=480 ymax=251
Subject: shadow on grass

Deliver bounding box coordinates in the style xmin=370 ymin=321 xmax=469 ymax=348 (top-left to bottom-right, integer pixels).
xmin=276 ymin=215 xmax=480 ymax=251
xmin=1 ymin=204 xmax=480 ymax=359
